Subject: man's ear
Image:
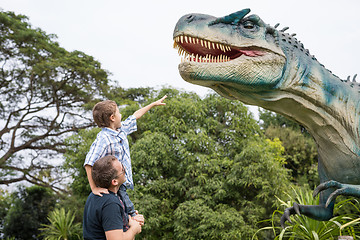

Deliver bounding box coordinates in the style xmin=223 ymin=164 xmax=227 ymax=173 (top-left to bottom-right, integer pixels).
xmin=112 ymin=178 xmax=119 ymax=186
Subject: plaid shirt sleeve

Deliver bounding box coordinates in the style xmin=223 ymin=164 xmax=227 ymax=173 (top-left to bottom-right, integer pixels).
xmin=120 ymin=115 xmax=137 ymax=135
xmin=84 ymin=137 xmax=107 ymax=166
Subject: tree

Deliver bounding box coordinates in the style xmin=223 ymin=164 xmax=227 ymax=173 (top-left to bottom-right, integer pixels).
xmin=64 ymin=88 xmax=293 ymax=239
xmin=3 ymin=185 xmax=56 ymax=239
xmin=0 ymin=10 xmax=110 ymax=192
xmin=0 ymin=189 xmax=11 ymax=234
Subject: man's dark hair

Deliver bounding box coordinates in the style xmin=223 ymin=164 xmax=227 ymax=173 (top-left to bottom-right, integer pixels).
xmin=92 ymin=100 xmax=117 ymax=128
xmin=92 ymin=155 xmax=118 ymax=189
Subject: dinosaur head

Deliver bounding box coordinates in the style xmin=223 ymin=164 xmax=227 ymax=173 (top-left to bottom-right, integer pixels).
xmin=173 ymin=9 xmax=286 ymax=101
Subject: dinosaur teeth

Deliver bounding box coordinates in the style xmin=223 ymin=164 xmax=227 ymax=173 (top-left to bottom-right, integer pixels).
xmin=173 ymin=35 xmax=232 ymax=63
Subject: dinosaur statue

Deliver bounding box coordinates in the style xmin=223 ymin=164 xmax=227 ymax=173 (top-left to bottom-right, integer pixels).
xmin=173 ymin=8 xmax=360 ymax=227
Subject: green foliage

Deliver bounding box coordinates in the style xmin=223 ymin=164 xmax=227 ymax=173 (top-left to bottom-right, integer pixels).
xmin=253 ymin=186 xmax=360 ymax=239
xmin=0 ymin=189 xmax=11 ymax=233
xmin=130 ymin=90 xmax=292 ymax=239
xmin=3 ymin=185 xmax=56 ymax=239
xmin=39 ymin=208 xmax=82 ymax=240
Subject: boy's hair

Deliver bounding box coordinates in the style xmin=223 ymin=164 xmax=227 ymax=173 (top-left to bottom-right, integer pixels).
xmin=92 ymin=155 xmax=118 ymax=189
xmin=92 ymin=100 xmax=117 ymax=128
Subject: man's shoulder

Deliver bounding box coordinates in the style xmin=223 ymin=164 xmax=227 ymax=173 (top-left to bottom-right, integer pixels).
xmin=88 ymin=192 xmax=119 ymax=205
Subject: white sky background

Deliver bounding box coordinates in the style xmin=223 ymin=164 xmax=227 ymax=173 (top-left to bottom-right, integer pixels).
xmin=1 ymin=0 xmax=360 ymax=116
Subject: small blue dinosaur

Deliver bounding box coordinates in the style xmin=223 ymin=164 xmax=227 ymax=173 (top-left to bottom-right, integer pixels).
xmin=173 ymin=8 xmax=360 ymax=227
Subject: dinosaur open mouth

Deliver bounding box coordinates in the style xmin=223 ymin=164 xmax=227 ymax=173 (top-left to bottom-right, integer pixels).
xmin=174 ymin=35 xmax=265 ymax=63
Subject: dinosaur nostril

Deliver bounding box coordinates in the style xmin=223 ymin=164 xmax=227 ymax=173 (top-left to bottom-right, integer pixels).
xmin=186 ymin=15 xmax=195 ymax=22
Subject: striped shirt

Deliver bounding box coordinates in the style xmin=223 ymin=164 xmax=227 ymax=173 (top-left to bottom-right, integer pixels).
xmin=84 ymin=115 xmax=137 ymax=189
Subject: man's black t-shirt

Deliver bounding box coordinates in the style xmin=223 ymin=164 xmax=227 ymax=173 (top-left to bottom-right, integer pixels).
xmin=83 ymin=191 xmax=129 ymax=240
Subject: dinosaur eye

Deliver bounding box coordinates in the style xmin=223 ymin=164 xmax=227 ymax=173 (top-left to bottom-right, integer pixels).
xmin=242 ymin=21 xmax=255 ymax=29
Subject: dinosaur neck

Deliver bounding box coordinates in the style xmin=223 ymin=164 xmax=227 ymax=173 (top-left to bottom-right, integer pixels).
xmin=261 ymin=57 xmax=360 ymax=157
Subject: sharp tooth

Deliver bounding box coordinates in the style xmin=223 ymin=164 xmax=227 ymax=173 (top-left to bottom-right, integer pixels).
xmin=189 ymin=37 xmax=192 ymax=43
xmin=185 ymin=36 xmax=188 ymax=43
xmin=199 ymin=56 xmax=202 ymax=62
xmin=216 ymin=43 xmax=219 ymax=49
xmin=197 ymin=38 xmax=199 ymax=44
xmin=204 ymin=41 xmax=207 ymax=48
xmin=180 ymin=36 xmax=184 ymax=43
xmin=208 ymin=41 xmax=211 ymax=49
xmin=212 ymin=43 xmax=215 ymax=49
xmin=201 ymin=40 xmax=204 ymax=47
xmin=196 ymin=54 xmax=198 ymax=62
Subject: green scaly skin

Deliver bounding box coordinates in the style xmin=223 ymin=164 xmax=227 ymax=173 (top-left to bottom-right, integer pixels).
xmin=173 ymin=9 xmax=360 ymax=227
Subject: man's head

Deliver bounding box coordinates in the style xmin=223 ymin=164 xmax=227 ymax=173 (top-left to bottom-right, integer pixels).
xmin=92 ymin=155 xmax=126 ymax=189
xmin=92 ymin=100 xmax=121 ymax=128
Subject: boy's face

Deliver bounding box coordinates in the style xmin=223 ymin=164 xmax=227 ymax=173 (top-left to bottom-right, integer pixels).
xmin=112 ymin=107 xmax=122 ymax=129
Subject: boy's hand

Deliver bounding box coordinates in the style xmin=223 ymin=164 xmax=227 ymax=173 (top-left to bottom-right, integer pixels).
xmin=134 ymin=95 xmax=167 ymax=119
xmin=152 ymin=95 xmax=167 ymax=107
xmin=132 ymin=212 xmax=145 ymax=226
xmin=92 ymin=187 xmax=109 ymax=197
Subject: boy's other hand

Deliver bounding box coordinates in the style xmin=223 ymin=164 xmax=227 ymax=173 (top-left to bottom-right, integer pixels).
xmin=92 ymin=187 xmax=109 ymax=197
xmin=132 ymin=212 xmax=145 ymax=226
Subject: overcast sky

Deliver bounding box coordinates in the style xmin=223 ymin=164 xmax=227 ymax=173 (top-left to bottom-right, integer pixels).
xmin=2 ymin=0 xmax=359 ymax=107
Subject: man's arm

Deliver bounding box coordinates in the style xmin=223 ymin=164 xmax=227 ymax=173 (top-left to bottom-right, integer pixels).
xmin=105 ymin=218 xmax=142 ymax=240
xmin=85 ymin=165 xmax=109 ymax=196
xmin=133 ymin=95 xmax=167 ymax=120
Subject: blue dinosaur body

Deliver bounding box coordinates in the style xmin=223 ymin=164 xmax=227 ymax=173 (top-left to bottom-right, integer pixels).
xmin=173 ymin=9 xmax=360 ymax=226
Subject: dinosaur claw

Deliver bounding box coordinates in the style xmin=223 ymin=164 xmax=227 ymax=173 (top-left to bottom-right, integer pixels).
xmin=293 ymin=202 xmax=301 ymax=216
xmin=313 ymin=188 xmax=320 ymax=198
xmin=280 ymin=208 xmax=292 ymax=228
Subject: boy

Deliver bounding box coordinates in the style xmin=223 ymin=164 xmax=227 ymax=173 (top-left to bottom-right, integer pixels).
xmin=84 ymin=95 xmax=167 ymax=218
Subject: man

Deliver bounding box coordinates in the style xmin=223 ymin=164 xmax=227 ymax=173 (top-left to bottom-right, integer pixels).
xmin=83 ymin=155 xmax=144 ymax=240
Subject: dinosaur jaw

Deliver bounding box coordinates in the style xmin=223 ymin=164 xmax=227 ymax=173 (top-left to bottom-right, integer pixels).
xmin=174 ymin=35 xmax=266 ymax=63
xmin=174 ymin=34 xmax=286 ymax=94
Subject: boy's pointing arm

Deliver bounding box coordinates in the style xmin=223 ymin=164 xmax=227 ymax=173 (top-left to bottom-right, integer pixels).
xmin=133 ymin=95 xmax=167 ymax=120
